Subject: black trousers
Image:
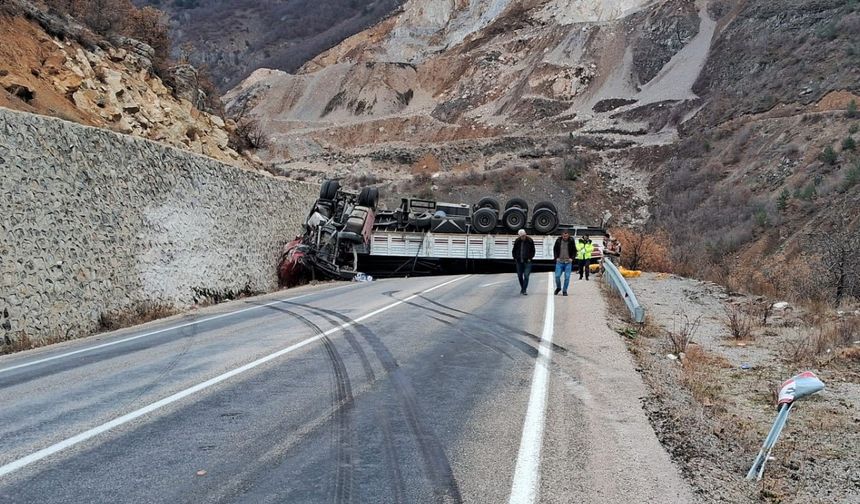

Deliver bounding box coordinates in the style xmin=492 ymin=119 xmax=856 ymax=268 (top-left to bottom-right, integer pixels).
xmin=515 ymin=261 xmax=532 ymax=292
xmin=578 ymin=259 xmax=590 ymax=280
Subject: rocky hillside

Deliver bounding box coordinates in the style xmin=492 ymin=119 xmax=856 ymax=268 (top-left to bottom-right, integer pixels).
xmin=228 ymin=0 xmax=860 ymax=303
xmin=0 ymin=0 xmax=244 ymax=165
xmin=136 ymin=0 xmax=405 ymax=91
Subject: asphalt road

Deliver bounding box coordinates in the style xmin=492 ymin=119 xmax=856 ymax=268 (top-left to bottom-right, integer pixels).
xmin=0 ymin=273 xmax=694 ymax=503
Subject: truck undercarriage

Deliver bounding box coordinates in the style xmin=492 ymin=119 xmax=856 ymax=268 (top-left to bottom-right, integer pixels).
xmin=278 ymin=180 xmax=606 ymax=286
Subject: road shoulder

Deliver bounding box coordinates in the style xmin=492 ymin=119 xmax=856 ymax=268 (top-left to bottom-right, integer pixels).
xmin=541 ymin=278 xmax=694 ymax=503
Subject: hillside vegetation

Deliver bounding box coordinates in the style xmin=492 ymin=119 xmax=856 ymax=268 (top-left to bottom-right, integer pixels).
xmin=136 ymin=0 xmax=405 ymax=90
xmin=226 ymin=0 xmax=860 ymax=307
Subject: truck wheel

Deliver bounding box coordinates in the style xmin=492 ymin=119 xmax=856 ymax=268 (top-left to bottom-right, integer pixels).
xmin=357 ymin=187 xmax=371 ymax=206
xmin=534 ymin=201 xmax=557 ymax=215
xmin=320 ymin=179 xmax=340 ymax=200
xmin=472 ymin=207 xmax=498 ymax=233
xmin=357 ymin=187 xmax=379 ymax=210
xmin=532 ymin=208 xmax=559 ymax=234
xmin=475 ymin=197 xmax=500 ymax=212
xmin=503 ymin=207 xmax=526 ymax=232
xmin=369 ymin=187 xmax=379 ymax=210
xmin=504 ymin=197 xmax=529 ymax=212
xmin=416 ymin=213 xmax=432 ymax=229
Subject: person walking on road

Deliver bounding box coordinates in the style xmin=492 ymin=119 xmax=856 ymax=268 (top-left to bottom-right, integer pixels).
xmin=577 ymin=235 xmax=594 ymax=281
xmin=553 ymin=230 xmax=576 ymax=296
xmin=512 ymin=229 xmax=536 ymax=295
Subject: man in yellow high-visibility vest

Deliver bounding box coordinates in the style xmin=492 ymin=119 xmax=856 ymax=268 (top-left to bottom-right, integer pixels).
xmin=576 ymin=235 xmax=594 ymax=281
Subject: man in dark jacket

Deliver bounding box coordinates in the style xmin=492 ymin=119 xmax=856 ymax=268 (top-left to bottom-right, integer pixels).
xmin=553 ymin=230 xmax=576 ymax=296
xmin=512 ymin=229 xmax=536 ymax=295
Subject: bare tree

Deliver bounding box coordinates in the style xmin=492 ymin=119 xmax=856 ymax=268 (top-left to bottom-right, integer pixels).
xmin=227 ymin=100 xmax=268 ymax=153
xmin=819 ymin=228 xmax=860 ymax=305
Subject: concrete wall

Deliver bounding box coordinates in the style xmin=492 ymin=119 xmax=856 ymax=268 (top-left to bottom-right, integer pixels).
xmin=0 ymin=107 xmax=316 ymax=346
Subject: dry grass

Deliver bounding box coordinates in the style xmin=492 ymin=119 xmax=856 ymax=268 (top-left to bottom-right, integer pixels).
xmin=98 ymin=301 xmax=178 ymax=332
xmin=680 ymin=345 xmax=732 ymax=408
xmin=785 ymin=316 xmax=860 ymax=365
xmin=1 ymin=329 xmax=78 ymax=355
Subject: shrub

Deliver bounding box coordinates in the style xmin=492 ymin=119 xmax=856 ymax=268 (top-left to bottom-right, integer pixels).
xmin=842 ymin=136 xmax=857 ymax=151
xmin=815 ymin=21 xmax=838 ymax=40
xmin=777 ymin=188 xmax=791 ymax=211
xmin=820 ymin=145 xmax=838 ymax=165
xmin=723 ymin=303 xmax=754 ymax=339
xmin=850 ymin=124 xmax=859 ymax=134
xmin=561 ymin=153 xmax=588 ymax=180
xmin=845 ymin=164 xmax=860 ymax=189
xmin=227 ymin=101 xmax=267 ymax=153
xmin=848 ymin=99 xmax=858 ymax=119
xmin=667 ymin=313 xmax=702 ymax=355
xmin=795 ymin=184 xmax=817 ymax=201
xmin=754 ymin=208 xmax=769 ymax=228
xmin=611 ymin=228 xmax=673 ymax=272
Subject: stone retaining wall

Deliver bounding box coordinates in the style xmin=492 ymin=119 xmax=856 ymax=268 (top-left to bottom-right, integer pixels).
xmin=0 ymin=107 xmax=316 ymax=347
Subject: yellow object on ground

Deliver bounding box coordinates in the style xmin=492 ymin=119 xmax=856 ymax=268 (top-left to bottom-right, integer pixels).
xmin=589 ymin=263 xmax=600 ymax=272
xmin=618 ymin=266 xmax=642 ymax=278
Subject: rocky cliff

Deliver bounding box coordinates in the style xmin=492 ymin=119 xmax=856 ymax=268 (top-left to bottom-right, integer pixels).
xmin=0 ymin=0 xmax=245 ymax=165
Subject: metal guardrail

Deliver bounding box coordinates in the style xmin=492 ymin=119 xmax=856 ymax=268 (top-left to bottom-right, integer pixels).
xmin=602 ymin=257 xmax=645 ymax=323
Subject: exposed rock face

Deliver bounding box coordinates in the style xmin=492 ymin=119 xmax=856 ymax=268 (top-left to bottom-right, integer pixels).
xmin=0 ymin=7 xmax=242 ymax=166
xmin=225 ymin=0 xmax=860 ymax=295
xmin=223 ymin=0 xmax=703 ymax=225
xmin=0 ymin=108 xmax=316 ymax=347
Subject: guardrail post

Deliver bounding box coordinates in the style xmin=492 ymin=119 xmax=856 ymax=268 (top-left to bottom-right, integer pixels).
xmin=602 ymin=258 xmax=646 ymax=323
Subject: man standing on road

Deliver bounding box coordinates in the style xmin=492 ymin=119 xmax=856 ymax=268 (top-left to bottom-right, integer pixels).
xmin=577 ymin=235 xmax=594 ymax=281
xmin=512 ymin=229 xmax=536 ymax=295
xmin=553 ymin=230 xmax=576 ymax=296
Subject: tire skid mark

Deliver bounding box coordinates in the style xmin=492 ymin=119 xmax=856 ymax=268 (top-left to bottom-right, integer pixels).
xmin=117 ymin=323 xmax=199 ymax=413
xmin=260 ymin=305 xmax=354 ymax=504
xmin=427 ymin=315 xmax=516 ymax=360
xmin=301 ymin=307 xmax=408 ymax=503
xmin=390 ymin=294 xmax=548 ymax=359
xmin=417 ymin=295 xmax=569 ymax=354
xmin=283 ymin=301 xmax=463 ymax=504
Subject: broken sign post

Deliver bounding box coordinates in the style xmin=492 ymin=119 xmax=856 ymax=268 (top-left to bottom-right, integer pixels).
xmin=746 ymin=371 xmax=825 ymax=481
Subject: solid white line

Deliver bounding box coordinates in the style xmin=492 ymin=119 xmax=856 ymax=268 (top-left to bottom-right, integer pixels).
xmin=0 ymin=283 xmax=357 ymax=375
xmin=508 ymin=272 xmax=555 ymax=504
xmin=0 ymin=275 xmax=469 ymax=478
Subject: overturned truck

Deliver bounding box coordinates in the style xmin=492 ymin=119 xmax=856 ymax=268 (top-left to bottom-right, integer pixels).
xmin=278 ymin=180 xmax=607 ymax=285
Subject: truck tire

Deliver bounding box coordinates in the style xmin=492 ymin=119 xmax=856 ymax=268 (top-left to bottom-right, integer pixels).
xmin=369 ymin=187 xmax=379 ymax=210
xmin=472 ymin=207 xmax=498 ymax=233
xmin=357 ymin=187 xmax=371 ymax=206
xmin=534 ymin=201 xmax=557 ymax=215
xmin=503 ymin=207 xmax=526 ymax=232
xmin=320 ymin=179 xmax=340 ymax=200
xmin=475 ymin=197 xmax=500 ymax=212
xmin=504 ymin=197 xmax=529 ymax=212
xmin=416 ymin=213 xmax=432 ymax=230
xmin=532 ymin=208 xmax=559 ymax=234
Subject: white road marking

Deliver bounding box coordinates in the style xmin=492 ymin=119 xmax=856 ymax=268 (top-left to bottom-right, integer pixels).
xmin=0 ymin=275 xmax=469 ymax=477
xmin=508 ymin=272 xmax=555 ymax=504
xmin=480 ymin=280 xmax=507 ymax=287
xmin=0 ymin=284 xmax=358 ymax=376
